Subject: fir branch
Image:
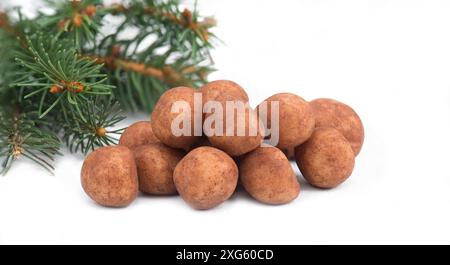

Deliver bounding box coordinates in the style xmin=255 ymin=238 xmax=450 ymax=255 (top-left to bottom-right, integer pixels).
xmin=14 ymin=33 xmax=113 ymax=119
xmin=83 ymin=54 xmax=164 ymax=80
xmin=106 ymin=1 xmax=216 ymax=42
xmin=59 ymin=96 xmax=126 ymax=155
xmin=0 ymin=0 xmax=217 ymax=174
xmin=17 ymin=0 xmax=217 ymax=112
xmin=40 ymin=0 xmax=103 ymax=49
xmin=91 ymin=1 xmax=216 ymax=112
xmin=0 ymin=105 xmax=60 ymax=175
xmin=83 ymin=53 xmax=209 ymax=86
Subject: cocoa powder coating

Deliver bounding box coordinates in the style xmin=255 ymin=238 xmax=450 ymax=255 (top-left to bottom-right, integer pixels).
xmin=310 ymin=98 xmax=364 ymax=156
xmin=119 ymin=121 xmax=159 ymax=150
xmin=239 ymin=146 xmax=300 ymax=204
xmin=134 ymin=143 xmax=185 ymax=195
xmin=295 ymin=127 xmax=355 ymax=189
xmin=173 ymin=146 xmax=238 ymax=210
xmin=81 ymin=146 xmax=138 ymax=207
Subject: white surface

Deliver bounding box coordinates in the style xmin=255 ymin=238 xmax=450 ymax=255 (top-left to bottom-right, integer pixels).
xmin=1 ymin=0 xmax=450 ymax=245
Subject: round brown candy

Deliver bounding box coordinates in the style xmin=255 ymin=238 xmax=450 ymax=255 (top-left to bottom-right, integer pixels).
xmin=201 ymin=80 xmax=249 ymax=104
xmin=81 ymin=146 xmax=138 ymax=207
xmin=134 ymin=143 xmax=185 ymax=195
xmin=201 ymin=80 xmax=260 ymax=156
xmin=257 ymin=93 xmax=315 ymax=149
xmin=151 ymin=87 xmax=201 ymax=150
xmin=173 ymin=146 xmax=238 ymax=210
xmin=295 ymin=127 xmax=355 ymax=189
xmin=119 ymin=121 xmax=159 ymax=150
xmin=310 ymin=98 xmax=364 ymax=156
xmin=239 ymin=146 xmax=300 ymax=205
xmin=206 ymin=106 xmax=264 ymax=156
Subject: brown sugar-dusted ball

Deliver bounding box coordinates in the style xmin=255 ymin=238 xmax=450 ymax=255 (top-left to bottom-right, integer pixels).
xmin=81 ymin=146 xmax=138 ymax=207
xmin=239 ymin=146 xmax=300 ymax=205
xmin=206 ymin=106 xmax=264 ymax=156
xmin=119 ymin=121 xmax=159 ymax=150
xmin=310 ymin=98 xmax=364 ymax=156
xmin=201 ymin=80 xmax=249 ymax=104
xmin=173 ymin=147 xmax=238 ymax=210
xmin=134 ymin=143 xmax=185 ymax=195
xmin=295 ymin=127 xmax=355 ymax=189
xmin=151 ymin=87 xmax=201 ymax=150
xmin=257 ymin=93 xmax=315 ymax=149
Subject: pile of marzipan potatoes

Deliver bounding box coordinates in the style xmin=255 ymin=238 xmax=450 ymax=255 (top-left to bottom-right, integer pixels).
xmin=81 ymin=80 xmax=364 ymax=209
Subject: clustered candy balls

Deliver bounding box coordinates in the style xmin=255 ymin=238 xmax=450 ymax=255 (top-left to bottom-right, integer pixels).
xmin=81 ymin=80 xmax=364 ymax=209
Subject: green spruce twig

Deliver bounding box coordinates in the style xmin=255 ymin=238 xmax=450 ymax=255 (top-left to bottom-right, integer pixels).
xmin=0 ymin=0 xmax=216 ymax=175
xmin=0 ymin=105 xmax=61 ymax=175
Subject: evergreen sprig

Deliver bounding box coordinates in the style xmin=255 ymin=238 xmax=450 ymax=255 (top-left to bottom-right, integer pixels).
xmin=0 ymin=104 xmax=61 ymax=175
xmin=14 ymin=33 xmax=114 ymax=119
xmin=39 ymin=0 xmax=104 ymax=49
xmin=0 ymin=0 xmax=216 ymax=174
xmin=93 ymin=0 xmax=216 ymax=112
xmin=60 ymin=97 xmax=126 ymax=155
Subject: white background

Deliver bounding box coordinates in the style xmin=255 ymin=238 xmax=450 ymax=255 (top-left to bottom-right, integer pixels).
xmin=1 ymin=0 xmax=450 ymax=244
